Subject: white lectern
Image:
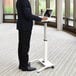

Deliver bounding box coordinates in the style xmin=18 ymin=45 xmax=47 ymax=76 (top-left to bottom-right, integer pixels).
xmin=30 ymin=18 xmax=55 ymax=73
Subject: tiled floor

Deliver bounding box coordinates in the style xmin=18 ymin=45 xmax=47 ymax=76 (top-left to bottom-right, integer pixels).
xmin=0 ymin=23 xmax=76 ymax=76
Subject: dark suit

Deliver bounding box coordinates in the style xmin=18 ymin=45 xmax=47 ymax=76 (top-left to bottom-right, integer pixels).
xmin=16 ymin=0 xmax=41 ymax=68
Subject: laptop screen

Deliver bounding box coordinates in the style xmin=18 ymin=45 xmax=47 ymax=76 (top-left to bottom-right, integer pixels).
xmin=44 ymin=9 xmax=52 ymax=17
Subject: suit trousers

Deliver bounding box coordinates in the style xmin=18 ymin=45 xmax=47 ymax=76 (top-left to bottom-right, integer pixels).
xmin=18 ymin=30 xmax=32 ymax=68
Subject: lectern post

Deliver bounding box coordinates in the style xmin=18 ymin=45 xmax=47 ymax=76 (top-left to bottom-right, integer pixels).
xmin=30 ymin=21 xmax=54 ymax=73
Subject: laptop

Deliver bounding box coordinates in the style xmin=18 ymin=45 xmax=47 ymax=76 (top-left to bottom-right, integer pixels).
xmin=39 ymin=8 xmax=55 ymax=22
xmin=44 ymin=8 xmax=53 ymax=17
xmin=40 ymin=8 xmax=55 ymax=22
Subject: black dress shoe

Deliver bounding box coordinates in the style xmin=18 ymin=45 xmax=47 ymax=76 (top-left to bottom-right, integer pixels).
xmin=19 ymin=62 xmax=30 ymax=69
xmin=19 ymin=65 xmax=36 ymax=71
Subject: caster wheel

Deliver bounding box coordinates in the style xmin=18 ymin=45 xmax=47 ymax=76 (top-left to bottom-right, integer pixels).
xmin=37 ymin=71 xmax=40 ymax=73
xmin=51 ymin=66 xmax=54 ymax=68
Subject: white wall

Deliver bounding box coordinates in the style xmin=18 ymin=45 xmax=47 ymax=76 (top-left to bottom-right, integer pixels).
xmin=0 ymin=0 xmax=3 ymax=23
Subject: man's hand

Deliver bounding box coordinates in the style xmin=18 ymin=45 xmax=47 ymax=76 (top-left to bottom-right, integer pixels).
xmin=42 ymin=17 xmax=48 ymax=20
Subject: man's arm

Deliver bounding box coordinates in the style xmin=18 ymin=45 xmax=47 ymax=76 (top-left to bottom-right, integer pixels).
xmin=20 ymin=0 xmax=47 ymax=21
xmin=21 ymin=0 xmax=47 ymax=21
xmin=20 ymin=0 xmax=42 ymax=21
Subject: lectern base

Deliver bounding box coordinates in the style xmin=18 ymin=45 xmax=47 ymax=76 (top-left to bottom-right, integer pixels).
xmin=30 ymin=58 xmax=54 ymax=73
xmin=30 ymin=22 xmax=54 ymax=73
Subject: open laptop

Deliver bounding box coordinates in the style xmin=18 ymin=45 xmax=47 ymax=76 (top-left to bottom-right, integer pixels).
xmin=44 ymin=8 xmax=53 ymax=17
xmin=41 ymin=8 xmax=56 ymax=22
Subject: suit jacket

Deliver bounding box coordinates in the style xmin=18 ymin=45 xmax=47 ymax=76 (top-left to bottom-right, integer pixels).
xmin=16 ymin=0 xmax=42 ymax=31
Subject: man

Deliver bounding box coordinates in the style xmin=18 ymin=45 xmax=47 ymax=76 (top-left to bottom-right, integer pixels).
xmin=16 ymin=0 xmax=47 ymax=71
